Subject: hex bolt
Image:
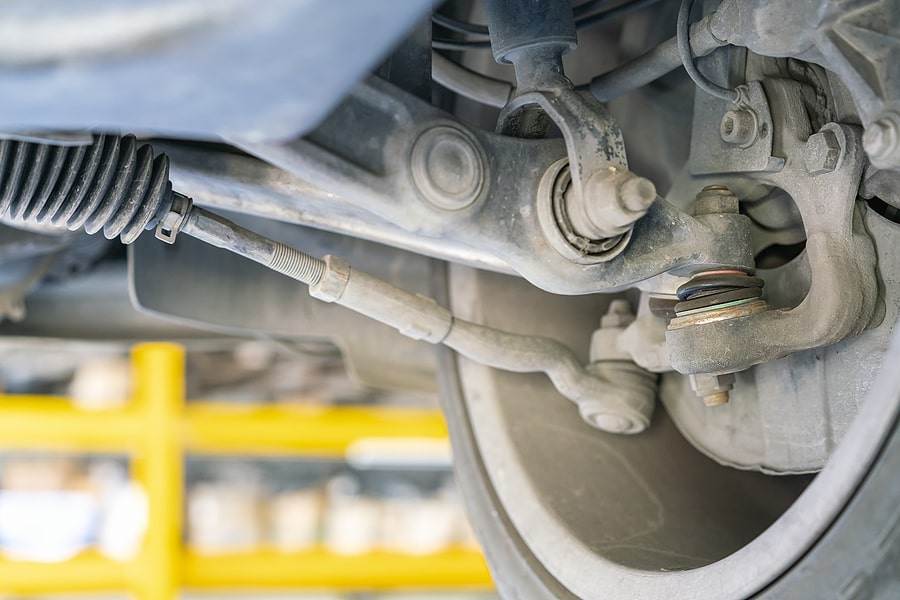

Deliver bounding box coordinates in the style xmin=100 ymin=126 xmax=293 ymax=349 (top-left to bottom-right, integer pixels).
xmin=804 ymin=130 xmax=842 ymax=175
xmin=720 ymin=108 xmax=759 ymax=147
xmin=694 ymin=184 xmax=739 ymax=216
xmin=688 ymin=372 xmax=735 ymax=407
xmin=863 ymin=111 xmax=900 ymax=170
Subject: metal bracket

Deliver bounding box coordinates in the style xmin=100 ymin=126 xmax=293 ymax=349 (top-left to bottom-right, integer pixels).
xmin=690 ymin=80 xmax=785 ymax=175
xmin=667 ymin=121 xmax=879 ymax=373
xmin=224 ymin=77 xmax=751 ymax=294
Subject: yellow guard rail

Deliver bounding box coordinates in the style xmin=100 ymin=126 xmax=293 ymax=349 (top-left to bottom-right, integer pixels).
xmin=0 ymin=343 xmax=492 ymax=599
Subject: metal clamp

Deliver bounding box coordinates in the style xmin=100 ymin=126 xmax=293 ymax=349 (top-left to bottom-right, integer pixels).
xmin=155 ymin=192 xmax=193 ymax=244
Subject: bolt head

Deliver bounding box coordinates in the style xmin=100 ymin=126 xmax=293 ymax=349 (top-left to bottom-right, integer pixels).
xmin=863 ymin=112 xmax=900 ymax=170
xmin=804 ymin=130 xmax=842 ymax=175
xmin=720 ymin=109 xmax=759 ymax=147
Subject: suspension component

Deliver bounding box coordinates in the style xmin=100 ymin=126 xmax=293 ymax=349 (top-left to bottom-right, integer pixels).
xmin=667 ymin=185 xmax=768 ymax=406
xmin=0 ymin=134 xmax=174 ymax=243
xmin=146 ymin=195 xmax=651 ymax=434
xmin=483 ymin=0 xmax=658 ymax=264
xmin=583 ymin=300 xmax=657 ymax=433
xmin=0 ymin=128 xmax=650 ymax=433
xmin=674 ymin=269 xmax=765 ymax=316
xmin=669 ymin=268 xmax=768 ymax=406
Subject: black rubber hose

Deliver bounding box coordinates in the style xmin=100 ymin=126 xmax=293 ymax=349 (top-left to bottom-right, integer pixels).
xmin=676 ymin=0 xmax=739 ymax=102
xmin=432 ymin=51 xmax=512 ymax=108
xmin=588 ymin=13 xmax=727 ymax=102
xmin=0 ymin=134 xmax=173 ymax=243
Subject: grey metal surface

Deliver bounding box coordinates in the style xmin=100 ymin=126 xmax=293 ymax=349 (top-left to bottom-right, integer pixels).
xmin=0 ymin=223 xmax=112 ymax=323
xmin=667 ymin=123 xmax=878 ymax=374
xmin=712 ymin=0 xmax=900 ymax=169
xmin=661 ymin=196 xmax=900 ymax=474
xmin=0 ymin=0 xmax=430 ymax=141
xmin=180 ymin=206 xmax=326 ymax=286
xmin=231 ymin=77 xmax=754 ymax=294
xmin=0 ymin=260 xmax=215 ymax=340
xmin=690 ymin=80 xmax=785 ymax=175
xmin=634 ymin=21 xmax=894 ymax=473
xmin=483 ymin=0 xmax=660 ymax=260
xmin=156 ymin=141 xmax=514 ymax=274
xmin=499 ymin=87 xmax=655 ymax=245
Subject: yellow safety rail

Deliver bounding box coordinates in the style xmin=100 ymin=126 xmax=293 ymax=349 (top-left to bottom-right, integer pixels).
xmin=0 ymin=343 xmax=492 ymax=599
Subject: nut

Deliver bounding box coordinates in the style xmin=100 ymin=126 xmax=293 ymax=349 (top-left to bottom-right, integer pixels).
xmin=689 ymin=372 xmax=735 ymax=407
xmin=804 ymin=130 xmax=842 ymax=175
xmin=720 ymin=109 xmax=759 ymax=147
xmin=863 ymin=111 xmax=900 ymax=170
xmin=694 ymin=185 xmax=739 ymax=216
xmin=308 ymin=255 xmax=350 ymax=302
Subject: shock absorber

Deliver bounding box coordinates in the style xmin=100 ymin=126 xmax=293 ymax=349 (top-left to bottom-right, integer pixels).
xmin=0 ymin=133 xmax=654 ymax=435
xmin=0 ymin=134 xmax=174 ymax=243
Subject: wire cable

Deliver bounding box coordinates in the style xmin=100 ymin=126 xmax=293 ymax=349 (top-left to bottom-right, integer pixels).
xmin=432 ymin=37 xmax=492 ymax=51
xmin=431 ymin=0 xmax=669 ymax=51
xmin=676 ymin=0 xmax=739 ymax=103
xmin=573 ymin=0 xmax=618 ymax=18
xmin=431 ymin=51 xmax=512 ymax=108
xmin=432 ymin=13 xmax=489 ymax=36
xmin=587 ymin=11 xmax=728 ymax=102
xmin=576 ymin=0 xmax=664 ymax=30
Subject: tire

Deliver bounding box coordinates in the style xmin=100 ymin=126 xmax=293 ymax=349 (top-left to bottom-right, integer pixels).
xmin=434 ymin=264 xmax=900 ymax=599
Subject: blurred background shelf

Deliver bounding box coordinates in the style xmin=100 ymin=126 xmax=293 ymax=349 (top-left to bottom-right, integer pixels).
xmin=0 ymin=548 xmax=490 ymax=593
xmin=187 ymin=548 xmax=489 ymax=590
xmin=0 ymin=399 xmax=449 ymax=457
xmin=0 ymin=343 xmax=492 ymax=599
